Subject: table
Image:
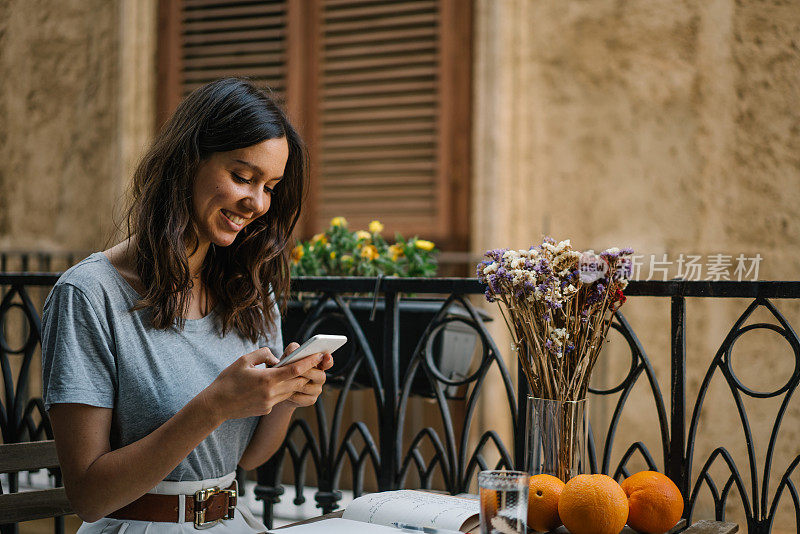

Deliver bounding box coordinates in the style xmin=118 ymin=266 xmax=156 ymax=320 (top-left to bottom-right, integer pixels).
xmin=276 ymin=512 xmax=739 ymax=533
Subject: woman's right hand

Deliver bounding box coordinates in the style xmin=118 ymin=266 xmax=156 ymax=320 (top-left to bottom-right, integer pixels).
xmin=201 ymin=347 xmax=323 ymax=422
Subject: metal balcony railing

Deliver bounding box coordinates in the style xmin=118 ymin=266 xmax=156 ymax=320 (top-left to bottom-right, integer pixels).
xmin=2 ymin=273 xmax=800 ymax=534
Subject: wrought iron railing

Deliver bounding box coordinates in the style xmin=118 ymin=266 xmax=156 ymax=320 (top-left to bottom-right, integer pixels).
xmin=0 ymin=251 xmax=88 ymax=273
xmin=2 ymin=273 xmax=800 ymax=533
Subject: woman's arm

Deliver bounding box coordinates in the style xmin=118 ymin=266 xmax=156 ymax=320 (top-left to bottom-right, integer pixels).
xmin=238 ymin=403 xmax=296 ymax=471
xmin=238 ymin=347 xmax=334 ymax=470
xmin=49 ymin=348 xmax=325 ymax=522
xmin=50 ymin=394 xmax=221 ymax=523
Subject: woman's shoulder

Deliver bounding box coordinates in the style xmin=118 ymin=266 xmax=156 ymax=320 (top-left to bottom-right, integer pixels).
xmin=48 ymin=252 xmax=134 ymax=309
xmin=55 ymin=252 xmax=111 ymax=288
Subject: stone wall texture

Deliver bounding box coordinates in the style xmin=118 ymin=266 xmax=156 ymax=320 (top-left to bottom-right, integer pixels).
xmin=0 ymin=0 xmax=155 ymax=253
xmin=473 ymin=0 xmax=800 ymax=530
xmin=2 ymin=0 xmax=800 ymax=530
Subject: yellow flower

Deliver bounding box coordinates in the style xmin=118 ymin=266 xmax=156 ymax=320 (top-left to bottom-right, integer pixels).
xmin=369 ymin=220 xmax=384 ymax=233
xmin=388 ymin=244 xmax=404 ymax=261
xmin=330 ymin=251 xmax=336 ymax=260
xmin=311 ymin=233 xmax=327 ymax=245
xmin=360 ymin=244 xmax=379 ymax=261
xmin=330 ymin=216 xmax=348 ymax=227
xmin=415 ymin=239 xmax=435 ymax=251
xmin=355 ymin=230 xmax=371 ymax=240
xmin=341 ymin=255 xmax=353 ymax=263
xmin=291 ymin=245 xmax=304 ymax=264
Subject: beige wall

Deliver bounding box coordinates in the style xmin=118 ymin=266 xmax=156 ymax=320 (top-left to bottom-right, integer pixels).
xmin=0 ymin=0 xmax=156 ymax=253
xmin=473 ymin=0 xmax=800 ymax=530
xmin=3 ymin=0 xmax=800 ymax=529
xmin=473 ymin=0 xmax=800 ymax=271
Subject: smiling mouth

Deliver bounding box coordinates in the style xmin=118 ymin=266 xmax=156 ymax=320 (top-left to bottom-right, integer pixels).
xmin=221 ymin=209 xmax=247 ymax=226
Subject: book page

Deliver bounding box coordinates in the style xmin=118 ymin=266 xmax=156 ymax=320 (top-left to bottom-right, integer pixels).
xmin=342 ymin=490 xmax=480 ymax=532
xmin=271 ymin=518 xmax=401 ymax=534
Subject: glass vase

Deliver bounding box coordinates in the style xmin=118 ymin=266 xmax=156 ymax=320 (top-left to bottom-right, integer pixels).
xmin=525 ymin=396 xmax=588 ymax=482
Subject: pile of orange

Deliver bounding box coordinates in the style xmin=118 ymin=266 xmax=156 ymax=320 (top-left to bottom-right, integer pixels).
xmin=526 ymin=470 xmax=683 ymax=534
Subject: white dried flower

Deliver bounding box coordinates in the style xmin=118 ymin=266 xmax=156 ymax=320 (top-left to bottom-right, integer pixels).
xmin=502 ymin=249 xmax=519 ymax=262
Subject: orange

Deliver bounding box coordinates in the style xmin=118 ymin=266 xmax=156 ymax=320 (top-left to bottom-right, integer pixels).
xmin=479 ymin=487 xmax=497 ymax=527
xmin=527 ymin=474 xmax=565 ymax=532
xmin=558 ymin=474 xmax=628 ymax=534
xmin=621 ymin=471 xmax=684 ymax=534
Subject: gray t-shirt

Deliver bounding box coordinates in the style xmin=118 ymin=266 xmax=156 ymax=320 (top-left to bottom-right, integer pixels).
xmin=41 ymin=252 xmax=283 ymax=481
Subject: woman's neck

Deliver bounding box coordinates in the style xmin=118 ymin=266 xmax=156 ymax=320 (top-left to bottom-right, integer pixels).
xmin=187 ymin=239 xmax=210 ymax=280
xmin=186 ymin=238 xmax=214 ymax=318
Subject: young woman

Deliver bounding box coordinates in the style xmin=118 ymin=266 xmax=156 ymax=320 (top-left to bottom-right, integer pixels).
xmin=41 ymin=78 xmax=333 ymax=533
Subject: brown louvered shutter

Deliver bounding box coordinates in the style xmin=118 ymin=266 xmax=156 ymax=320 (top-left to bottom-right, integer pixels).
xmin=309 ymin=0 xmax=471 ymax=251
xmin=158 ymin=0 xmax=289 ymax=122
xmin=158 ymin=0 xmax=472 ymax=255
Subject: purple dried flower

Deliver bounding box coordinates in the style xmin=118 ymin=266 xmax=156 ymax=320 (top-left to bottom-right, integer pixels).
xmin=487 ymin=274 xmax=501 ymax=294
xmin=523 ymin=281 xmax=534 ymax=291
xmin=485 ymin=248 xmax=508 ymax=263
xmin=537 ymin=282 xmax=549 ymax=294
xmin=547 ymin=299 xmax=562 ymax=310
xmin=586 ymin=286 xmax=604 ymax=306
xmin=534 ymin=258 xmax=552 ymax=275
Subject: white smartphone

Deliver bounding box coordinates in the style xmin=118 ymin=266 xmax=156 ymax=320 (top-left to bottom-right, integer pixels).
xmin=275 ymin=334 xmax=348 ymax=368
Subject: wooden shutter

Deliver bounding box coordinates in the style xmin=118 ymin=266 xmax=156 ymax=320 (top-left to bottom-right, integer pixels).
xmin=158 ymin=0 xmax=472 ymax=252
xmin=310 ymin=0 xmax=472 ymax=250
xmin=158 ymin=0 xmax=289 ymax=123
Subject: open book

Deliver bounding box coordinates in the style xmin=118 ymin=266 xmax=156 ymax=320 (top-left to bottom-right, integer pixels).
xmin=273 ymin=490 xmax=481 ymax=534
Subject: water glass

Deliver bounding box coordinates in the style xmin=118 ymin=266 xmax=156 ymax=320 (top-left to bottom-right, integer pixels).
xmin=478 ymin=470 xmax=529 ymax=534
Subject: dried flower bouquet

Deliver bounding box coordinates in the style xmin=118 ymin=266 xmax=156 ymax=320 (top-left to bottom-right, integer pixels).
xmin=477 ymin=237 xmax=633 ymax=402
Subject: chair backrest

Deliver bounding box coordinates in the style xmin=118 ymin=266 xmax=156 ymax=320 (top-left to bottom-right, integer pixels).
xmin=0 ymin=440 xmax=73 ymax=524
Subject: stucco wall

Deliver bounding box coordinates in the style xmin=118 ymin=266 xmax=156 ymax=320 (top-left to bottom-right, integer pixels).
xmin=0 ymin=0 xmax=155 ymax=253
xmin=473 ymin=0 xmax=800 ymax=529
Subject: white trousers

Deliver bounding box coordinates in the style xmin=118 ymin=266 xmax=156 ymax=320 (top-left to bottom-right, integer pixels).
xmin=77 ymin=472 xmax=267 ymax=534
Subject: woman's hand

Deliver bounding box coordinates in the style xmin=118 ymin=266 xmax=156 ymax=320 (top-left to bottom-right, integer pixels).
xmin=279 ymin=342 xmax=334 ymax=408
xmin=201 ymin=345 xmax=324 ymax=423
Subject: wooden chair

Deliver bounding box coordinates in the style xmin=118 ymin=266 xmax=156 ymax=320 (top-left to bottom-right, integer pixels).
xmin=0 ymin=440 xmax=72 ymax=528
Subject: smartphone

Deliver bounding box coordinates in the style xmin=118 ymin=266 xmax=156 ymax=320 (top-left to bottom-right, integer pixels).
xmin=275 ymin=334 xmax=348 ymax=368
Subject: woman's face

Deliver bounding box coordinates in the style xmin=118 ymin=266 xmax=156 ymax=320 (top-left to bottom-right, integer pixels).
xmin=192 ymin=136 xmax=289 ymax=248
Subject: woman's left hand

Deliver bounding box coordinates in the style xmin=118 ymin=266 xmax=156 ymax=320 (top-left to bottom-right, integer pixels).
xmin=281 ymin=344 xmax=334 ymax=408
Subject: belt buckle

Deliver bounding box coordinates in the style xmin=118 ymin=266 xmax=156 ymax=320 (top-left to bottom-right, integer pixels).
xmin=194 ymin=480 xmax=238 ymax=529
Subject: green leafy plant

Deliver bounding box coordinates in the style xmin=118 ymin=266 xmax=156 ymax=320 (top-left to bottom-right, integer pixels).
xmin=291 ymin=217 xmax=438 ymax=277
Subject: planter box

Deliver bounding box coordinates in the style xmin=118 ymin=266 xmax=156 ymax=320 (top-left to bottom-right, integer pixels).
xmin=283 ymin=297 xmax=492 ymax=399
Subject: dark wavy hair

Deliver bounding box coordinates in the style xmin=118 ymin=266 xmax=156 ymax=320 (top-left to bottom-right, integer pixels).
xmin=127 ymin=78 xmax=306 ymax=342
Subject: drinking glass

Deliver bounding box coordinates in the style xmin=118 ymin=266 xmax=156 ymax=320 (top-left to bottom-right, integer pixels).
xmin=478 ymin=470 xmax=529 ymax=534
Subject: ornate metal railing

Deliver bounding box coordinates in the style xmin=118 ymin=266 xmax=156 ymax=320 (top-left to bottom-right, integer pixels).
xmin=2 ymin=273 xmax=800 ymax=534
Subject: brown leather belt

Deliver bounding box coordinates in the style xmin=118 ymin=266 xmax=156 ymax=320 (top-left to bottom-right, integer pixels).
xmin=108 ymin=481 xmax=238 ymax=529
